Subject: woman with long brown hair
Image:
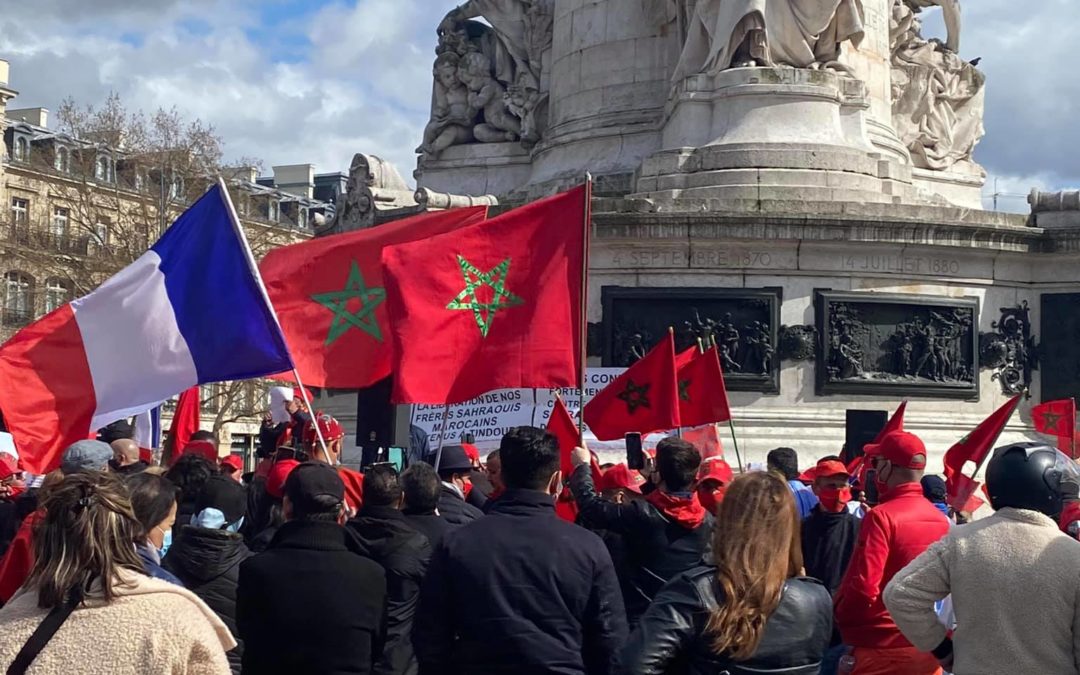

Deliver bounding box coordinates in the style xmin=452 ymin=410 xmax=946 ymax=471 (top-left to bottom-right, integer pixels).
xmin=0 ymin=471 xmax=235 ymax=674
xmin=621 ymin=470 xmax=833 ymax=674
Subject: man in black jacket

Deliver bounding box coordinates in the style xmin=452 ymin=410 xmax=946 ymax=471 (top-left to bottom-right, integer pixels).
xmin=163 ymin=474 xmax=252 ymax=674
xmin=238 ymin=462 xmax=387 ymax=675
xmin=414 ymin=426 xmax=627 ymax=675
xmin=433 ymin=445 xmax=483 ymax=526
xmin=401 ymin=463 xmax=454 ymax=549
xmin=349 ymin=464 xmax=431 ymax=675
xmin=570 ymin=436 xmax=711 ymax=627
xmin=801 ymin=459 xmax=861 ymax=594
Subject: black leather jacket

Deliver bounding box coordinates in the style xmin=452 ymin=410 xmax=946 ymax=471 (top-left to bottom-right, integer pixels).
xmin=620 ymin=567 xmax=832 ymax=675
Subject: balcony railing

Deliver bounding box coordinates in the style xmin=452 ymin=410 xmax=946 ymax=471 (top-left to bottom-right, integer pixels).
xmin=1 ymin=308 xmax=32 ymax=327
xmin=8 ymin=226 xmax=90 ymax=256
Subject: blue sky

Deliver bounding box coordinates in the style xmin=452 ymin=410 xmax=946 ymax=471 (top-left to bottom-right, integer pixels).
xmin=0 ymin=0 xmax=1075 ymax=212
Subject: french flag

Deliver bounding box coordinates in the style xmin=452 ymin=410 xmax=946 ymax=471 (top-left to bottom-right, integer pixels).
xmin=0 ymin=183 xmax=293 ymax=474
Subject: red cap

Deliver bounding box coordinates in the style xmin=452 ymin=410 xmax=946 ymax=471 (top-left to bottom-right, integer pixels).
xmin=266 ymin=459 xmax=301 ymax=499
xmin=293 ymin=387 xmax=314 ymax=405
xmin=220 ymin=455 xmax=244 ymax=473
xmin=303 ymin=412 xmax=346 ymax=448
xmin=812 ymin=459 xmax=850 ymax=479
xmin=182 ymin=440 xmax=219 ymax=463
xmin=599 ymin=464 xmax=646 ymax=493
xmin=698 ymin=458 xmax=734 ymax=485
xmin=866 ymin=431 xmax=927 ymax=470
xmin=0 ymin=454 xmax=20 ymax=480
xmin=462 ymin=443 xmax=481 ymax=464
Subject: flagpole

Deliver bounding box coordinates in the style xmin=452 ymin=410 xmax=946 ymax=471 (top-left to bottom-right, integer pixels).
xmin=708 ymin=334 xmax=744 ymax=473
xmin=577 ymin=174 xmax=592 ymax=438
xmin=291 ymin=370 xmax=332 ymax=464
xmin=433 ymin=404 xmax=450 ymax=472
xmin=216 ymin=175 xmax=329 ymax=463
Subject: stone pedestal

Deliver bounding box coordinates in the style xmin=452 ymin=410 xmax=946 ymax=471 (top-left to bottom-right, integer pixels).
xmin=416 ymin=143 xmax=532 ymax=198
xmin=911 ymin=165 xmax=986 ymax=210
xmin=635 ymin=67 xmax=914 ymax=204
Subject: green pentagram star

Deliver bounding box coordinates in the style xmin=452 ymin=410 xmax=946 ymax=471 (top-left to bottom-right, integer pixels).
xmin=310 ymin=261 xmax=386 ymax=346
xmin=678 ymin=378 xmax=691 ymax=402
xmin=446 ymin=255 xmax=524 ymax=338
xmin=1042 ymin=410 xmax=1063 ymax=431
xmin=618 ymin=379 xmax=652 ymax=414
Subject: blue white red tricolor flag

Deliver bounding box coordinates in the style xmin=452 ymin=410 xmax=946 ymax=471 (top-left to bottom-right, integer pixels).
xmin=134 ymin=406 xmax=162 ymax=464
xmin=0 ymin=183 xmax=293 ymax=473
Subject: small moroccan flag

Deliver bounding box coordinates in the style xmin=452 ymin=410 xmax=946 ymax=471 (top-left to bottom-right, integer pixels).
xmin=260 ymin=207 xmax=487 ymax=388
xmin=675 ymin=345 xmax=732 ymax=427
xmin=944 ymin=394 xmax=1022 ymax=510
xmin=1032 ymin=398 xmax=1077 ymax=458
xmin=382 ymin=186 xmax=588 ymax=404
xmin=583 ymin=331 xmax=681 ymax=441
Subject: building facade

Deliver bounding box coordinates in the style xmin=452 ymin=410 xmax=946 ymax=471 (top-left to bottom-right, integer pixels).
xmin=0 ymin=59 xmax=337 ymax=463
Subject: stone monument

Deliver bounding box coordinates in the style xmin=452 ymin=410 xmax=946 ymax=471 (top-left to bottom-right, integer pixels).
xmin=401 ymin=0 xmax=1073 ymax=468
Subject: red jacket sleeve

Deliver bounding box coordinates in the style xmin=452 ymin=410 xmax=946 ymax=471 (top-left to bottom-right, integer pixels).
xmin=834 ymin=508 xmax=890 ymax=631
xmin=0 ymin=511 xmax=39 ymax=603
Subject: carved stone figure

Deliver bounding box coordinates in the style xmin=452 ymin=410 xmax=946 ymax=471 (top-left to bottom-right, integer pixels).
xmin=890 ymin=0 xmax=985 ymax=172
xmin=779 ymin=325 xmax=816 ymax=361
xmin=981 ymin=302 xmax=1038 ymax=396
xmin=330 ymin=154 xmax=418 ymax=233
xmin=717 ymin=313 xmax=742 ymax=373
xmin=671 ymin=0 xmax=866 ymax=82
xmin=417 ymin=53 xmax=476 ymax=156
xmin=421 ymin=0 xmax=553 ymax=157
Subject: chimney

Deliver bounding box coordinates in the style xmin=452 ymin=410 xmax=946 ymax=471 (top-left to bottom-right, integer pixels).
xmin=0 ymin=60 xmax=8 ymax=87
xmin=272 ymin=164 xmax=315 ymax=199
xmin=8 ymin=107 xmax=49 ymax=128
xmin=224 ymin=165 xmax=259 ymax=184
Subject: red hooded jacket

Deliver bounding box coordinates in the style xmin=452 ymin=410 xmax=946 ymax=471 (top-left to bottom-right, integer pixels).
xmin=834 ymin=482 xmax=950 ymax=648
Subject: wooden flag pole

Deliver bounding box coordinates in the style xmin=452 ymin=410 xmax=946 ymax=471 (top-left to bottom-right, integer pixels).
xmin=577 ymin=174 xmax=592 ymax=438
xmin=432 ymin=403 xmax=450 ymax=472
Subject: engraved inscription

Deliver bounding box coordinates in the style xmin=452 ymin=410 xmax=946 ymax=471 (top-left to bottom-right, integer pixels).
xmin=841 ymin=254 xmax=962 ymax=276
xmin=692 ymin=249 xmax=775 ymax=269
xmin=607 ymin=248 xmax=688 ymax=268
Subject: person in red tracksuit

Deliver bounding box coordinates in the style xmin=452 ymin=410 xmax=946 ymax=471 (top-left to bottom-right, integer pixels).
xmin=834 ymin=431 xmax=950 ymax=675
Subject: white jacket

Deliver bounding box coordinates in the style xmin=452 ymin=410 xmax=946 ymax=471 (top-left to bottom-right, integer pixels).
xmin=884 ymin=507 xmax=1080 ymax=675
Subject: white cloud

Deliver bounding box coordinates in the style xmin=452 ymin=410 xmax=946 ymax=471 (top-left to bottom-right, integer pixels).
xmin=0 ymin=0 xmax=1076 ymax=202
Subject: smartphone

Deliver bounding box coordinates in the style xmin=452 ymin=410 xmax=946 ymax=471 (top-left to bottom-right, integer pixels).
xmin=864 ymin=468 xmax=879 ymax=506
xmin=626 ymin=433 xmax=645 ymax=471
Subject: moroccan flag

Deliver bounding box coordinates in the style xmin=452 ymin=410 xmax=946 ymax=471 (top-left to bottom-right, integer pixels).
xmin=872 ymin=400 xmax=906 ymax=445
xmin=944 ymin=395 xmax=1022 ymax=510
xmin=166 ymin=387 xmax=200 ymax=465
xmin=1032 ymin=399 xmax=1077 ymax=458
xmin=260 ymin=207 xmax=487 ymax=389
xmin=675 ymin=345 xmax=732 ymax=427
xmin=547 ymin=397 xmax=584 ymax=523
xmin=382 ymin=186 xmax=588 ymax=404
xmin=583 ymin=332 xmax=681 ymax=441
xmin=548 ymin=397 xmax=581 ymax=479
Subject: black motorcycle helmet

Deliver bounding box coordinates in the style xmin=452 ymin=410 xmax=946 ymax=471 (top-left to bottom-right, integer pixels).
xmin=985 ymin=442 xmax=1080 ymax=518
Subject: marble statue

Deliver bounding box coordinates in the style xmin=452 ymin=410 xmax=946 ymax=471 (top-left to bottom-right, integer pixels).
xmin=671 ymin=0 xmax=866 ymax=82
xmin=419 ymin=0 xmax=553 ymax=158
xmin=890 ymin=0 xmax=985 ymax=172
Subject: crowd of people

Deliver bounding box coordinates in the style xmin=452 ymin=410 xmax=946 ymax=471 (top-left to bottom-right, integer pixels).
xmin=0 ymin=398 xmax=1076 ymax=675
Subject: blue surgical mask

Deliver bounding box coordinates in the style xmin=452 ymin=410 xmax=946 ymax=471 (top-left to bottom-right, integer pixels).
xmin=156 ymin=526 xmax=172 ymax=558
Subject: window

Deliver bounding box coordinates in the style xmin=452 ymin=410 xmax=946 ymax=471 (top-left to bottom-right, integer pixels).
xmin=297 ymin=208 xmax=308 ymax=229
xmin=94 ymin=155 xmax=113 ymax=183
xmin=135 ymin=168 xmax=148 ymax=192
xmin=267 ymin=200 xmax=279 ymax=223
xmin=3 ymin=272 xmax=33 ymax=325
xmin=10 ymin=198 xmax=28 ymax=226
xmin=169 ymin=175 xmax=184 ymax=200
xmin=93 ymin=219 xmax=110 ymax=248
xmin=53 ymin=146 xmax=70 ymax=173
xmin=44 ymin=279 xmax=71 ymax=314
xmin=12 ymin=137 xmax=28 ymax=161
xmin=50 ymin=207 xmax=69 ymax=238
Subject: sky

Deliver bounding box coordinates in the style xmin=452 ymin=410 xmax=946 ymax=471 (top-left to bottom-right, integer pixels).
xmin=0 ymin=0 xmax=1074 ymax=213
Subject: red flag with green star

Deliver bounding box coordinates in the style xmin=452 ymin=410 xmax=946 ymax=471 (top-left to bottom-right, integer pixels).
xmin=1032 ymin=399 xmax=1077 ymax=457
xmin=382 ymin=186 xmax=588 ymax=404
xmin=675 ymin=345 xmax=732 ymax=427
xmin=583 ymin=331 xmax=681 ymax=441
xmin=259 ymin=207 xmax=487 ymax=388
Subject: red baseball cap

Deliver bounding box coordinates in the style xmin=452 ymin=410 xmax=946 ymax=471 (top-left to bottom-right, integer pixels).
xmin=865 ymin=431 xmax=927 ymax=470
xmin=303 ymin=412 xmax=346 ymax=448
xmin=812 ymin=459 xmax=850 ymax=480
xmin=599 ymin=464 xmax=646 ymax=493
xmin=698 ymin=458 xmax=734 ymax=485
xmin=266 ymin=459 xmax=301 ymax=499
xmin=220 ymin=455 xmax=244 ymax=473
